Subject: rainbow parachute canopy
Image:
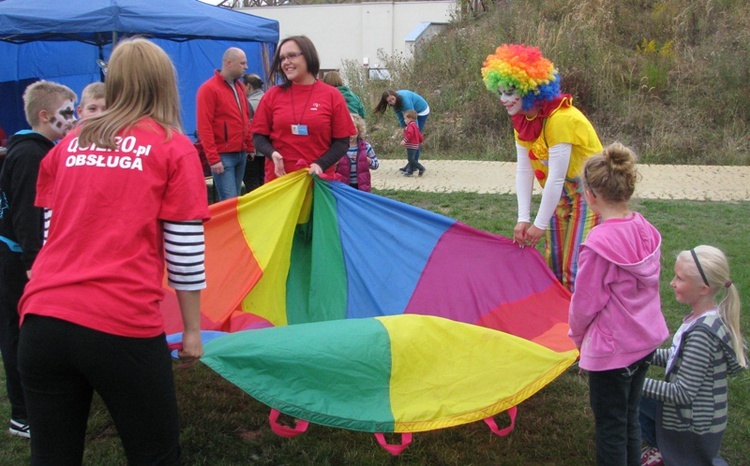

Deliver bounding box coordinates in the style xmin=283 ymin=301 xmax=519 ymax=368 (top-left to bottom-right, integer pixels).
xmin=162 ymin=171 xmax=578 ymax=451
xmin=481 ymin=44 xmax=561 ymax=110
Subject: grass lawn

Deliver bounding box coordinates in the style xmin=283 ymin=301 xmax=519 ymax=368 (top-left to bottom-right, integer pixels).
xmin=2 ymin=192 xmax=749 ymax=465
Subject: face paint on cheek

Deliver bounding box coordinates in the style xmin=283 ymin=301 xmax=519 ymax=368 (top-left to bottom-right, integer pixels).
xmin=47 ymin=101 xmax=77 ymax=138
xmin=499 ymin=88 xmax=523 ymax=116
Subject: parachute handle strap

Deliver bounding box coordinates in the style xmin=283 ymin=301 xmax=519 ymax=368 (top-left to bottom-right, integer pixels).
xmin=167 ymin=342 xmax=182 ymax=360
xmin=374 ymin=432 xmax=413 ymax=456
xmin=168 ymin=342 xmax=182 ymax=352
xmin=484 ymin=405 xmax=518 ymax=437
xmin=268 ymin=409 xmax=309 ymax=438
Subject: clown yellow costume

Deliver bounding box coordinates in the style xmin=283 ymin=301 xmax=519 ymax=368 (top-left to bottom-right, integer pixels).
xmin=482 ymin=44 xmax=601 ymax=291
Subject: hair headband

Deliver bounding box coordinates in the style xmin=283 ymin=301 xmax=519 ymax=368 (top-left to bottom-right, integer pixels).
xmin=690 ymin=249 xmax=710 ymax=287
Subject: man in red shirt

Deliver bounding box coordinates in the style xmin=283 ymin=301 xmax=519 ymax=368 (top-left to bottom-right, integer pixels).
xmin=196 ymin=47 xmax=254 ymax=200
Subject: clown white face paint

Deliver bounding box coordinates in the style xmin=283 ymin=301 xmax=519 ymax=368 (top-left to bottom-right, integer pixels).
xmin=46 ymin=99 xmax=77 ymax=139
xmin=498 ymin=86 xmax=523 ymax=116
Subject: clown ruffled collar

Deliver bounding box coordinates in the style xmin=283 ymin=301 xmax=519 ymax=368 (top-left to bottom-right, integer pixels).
xmin=511 ymin=94 xmax=573 ymax=142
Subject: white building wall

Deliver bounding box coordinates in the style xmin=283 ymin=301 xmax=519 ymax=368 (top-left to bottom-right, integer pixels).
xmin=238 ymin=1 xmax=457 ymax=70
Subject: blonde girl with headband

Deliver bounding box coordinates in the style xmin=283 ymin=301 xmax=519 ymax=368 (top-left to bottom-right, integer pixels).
xmin=639 ymin=245 xmax=747 ymax=466
xmin=481 ymin=44 xmax=602 ymax=291
xmin=568 ymin=142 xmax=669 ymax=466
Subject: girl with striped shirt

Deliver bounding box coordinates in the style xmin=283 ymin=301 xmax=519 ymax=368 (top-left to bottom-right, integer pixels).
xmin=640 ymin=246 xmax=747 ymax=466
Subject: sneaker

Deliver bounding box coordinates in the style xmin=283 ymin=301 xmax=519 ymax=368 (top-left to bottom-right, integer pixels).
xmin=418 ymin=167 xmax=426 ymax=177
xmin=399 ymin=165 xmax=408 ymax=173
xmin=640 ymin=446 xmax=663 ymax=466
xmin=403 ymin=171 xmax=414 ymax=177
xmin=9 ymin=419 xmax=30 ymax=438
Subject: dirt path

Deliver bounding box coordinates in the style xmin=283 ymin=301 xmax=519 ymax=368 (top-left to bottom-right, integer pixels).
xmin=372 ymin=160 xmax=750 ymax=201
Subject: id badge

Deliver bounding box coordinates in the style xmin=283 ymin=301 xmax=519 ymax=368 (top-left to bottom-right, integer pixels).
xmin=291 ymin=124 xmax=309 ymax=136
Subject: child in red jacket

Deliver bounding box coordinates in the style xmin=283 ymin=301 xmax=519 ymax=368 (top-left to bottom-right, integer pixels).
xmin=400 ymin=110 xmax=425 ymax=177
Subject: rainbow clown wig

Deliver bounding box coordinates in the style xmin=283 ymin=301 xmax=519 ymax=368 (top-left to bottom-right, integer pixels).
xmin=481 ymin=44 xmax=561 ymax=111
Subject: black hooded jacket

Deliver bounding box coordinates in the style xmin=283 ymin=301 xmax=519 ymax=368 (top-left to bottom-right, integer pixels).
xmin=0 ymin=131 xmax=54 ymax=269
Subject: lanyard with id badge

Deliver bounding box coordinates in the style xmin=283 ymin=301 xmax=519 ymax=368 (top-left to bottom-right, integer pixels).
xmin=291 ymin=124 xmax=308 ymax=135
xmin=291 ymin=81 xmax=316 ymax=136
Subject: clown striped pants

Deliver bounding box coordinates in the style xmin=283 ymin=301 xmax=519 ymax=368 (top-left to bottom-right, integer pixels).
xmin=544 ymin=191 xmax=599 ymax=292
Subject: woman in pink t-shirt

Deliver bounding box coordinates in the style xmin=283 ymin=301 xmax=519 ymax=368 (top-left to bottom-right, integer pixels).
xmin=18 ymin=38 xmax=210 ymax=464
xmin=251 ymin=35 xmax=356 ymax=182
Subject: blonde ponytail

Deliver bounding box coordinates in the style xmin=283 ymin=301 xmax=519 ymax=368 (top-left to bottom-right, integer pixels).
xmin=719 ymin=282 xmax=747 ymax=368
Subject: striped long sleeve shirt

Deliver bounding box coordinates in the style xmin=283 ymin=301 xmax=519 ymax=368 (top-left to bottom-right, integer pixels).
xmin=163 ymin=220 xmax=206 ymax=291
xmin=44 ymin=213 xmax=206 ymax=291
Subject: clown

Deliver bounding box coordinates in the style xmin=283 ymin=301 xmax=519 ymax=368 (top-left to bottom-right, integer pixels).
xmin=482 ymin=44 xmax=602 ymax=291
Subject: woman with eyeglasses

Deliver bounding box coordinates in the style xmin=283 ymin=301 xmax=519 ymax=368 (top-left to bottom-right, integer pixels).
xmin=251 ymin=35 xmax=356 ymax=182
xmin=481 ymin=44 xmax=602 ymax=292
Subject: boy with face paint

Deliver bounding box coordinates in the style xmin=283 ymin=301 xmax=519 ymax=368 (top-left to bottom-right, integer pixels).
xmin=0 ymin=80 xmax=76 ymax=438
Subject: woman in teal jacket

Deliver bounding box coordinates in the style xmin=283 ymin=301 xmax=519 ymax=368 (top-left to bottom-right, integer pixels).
xmin=374 ymin=89 xmax=430 ymax=168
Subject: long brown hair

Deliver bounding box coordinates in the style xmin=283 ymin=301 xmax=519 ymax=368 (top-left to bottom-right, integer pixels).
xmin=373 ymin=89 xmax=400 ymax=114
xmin=78 ymin=38 xmax=182 ymax=148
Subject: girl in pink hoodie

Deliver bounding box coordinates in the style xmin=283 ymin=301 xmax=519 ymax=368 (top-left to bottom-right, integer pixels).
xmin=569 ymin=142 xmax=669 ymax=466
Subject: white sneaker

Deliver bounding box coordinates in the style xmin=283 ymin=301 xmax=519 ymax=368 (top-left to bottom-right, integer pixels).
xmin=9 ymin=419 xmax=30 ymax=438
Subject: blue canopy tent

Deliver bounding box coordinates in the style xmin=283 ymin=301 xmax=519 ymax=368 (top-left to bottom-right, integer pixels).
xmin=0 ymin=0 xmax=279 ymax=137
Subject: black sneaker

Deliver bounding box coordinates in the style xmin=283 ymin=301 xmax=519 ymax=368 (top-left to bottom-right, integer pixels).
xmin=418 ymin=167 xmax=426 ymax=177
xmin=399 ymin=165 xmax=408 ymax=173
xmin=9 ymin=419 xmax=30 ymax=438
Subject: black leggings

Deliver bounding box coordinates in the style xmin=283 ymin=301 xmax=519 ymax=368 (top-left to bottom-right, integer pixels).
xmin=0 ymin=245 xmax=28 ymax=421
xmin=18 ymin=315 xmax=182 ymax=465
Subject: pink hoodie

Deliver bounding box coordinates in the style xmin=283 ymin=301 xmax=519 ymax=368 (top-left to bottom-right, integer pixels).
xmin=569 ymin=212 xmax=669 ymax=371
